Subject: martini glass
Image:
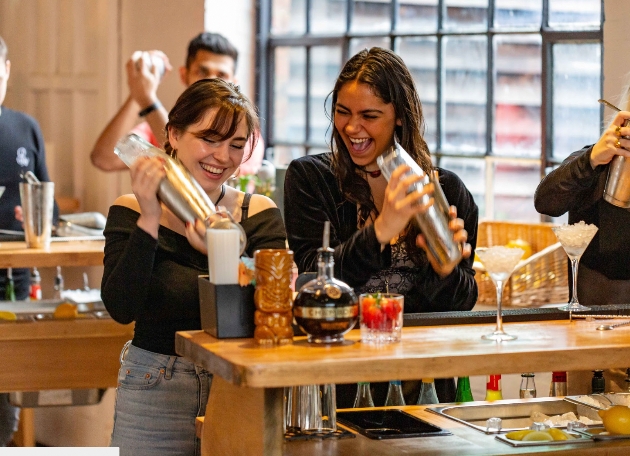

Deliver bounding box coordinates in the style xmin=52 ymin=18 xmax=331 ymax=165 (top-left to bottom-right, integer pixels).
xmin=476 ymin=246 xmax=524 ymax=341
xmin=552 ymin=222 xmax=598 ymax=312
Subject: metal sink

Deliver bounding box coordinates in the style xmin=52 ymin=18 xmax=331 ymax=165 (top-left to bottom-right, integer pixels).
xmin=428 ymin=398 xmax=600 ymax=434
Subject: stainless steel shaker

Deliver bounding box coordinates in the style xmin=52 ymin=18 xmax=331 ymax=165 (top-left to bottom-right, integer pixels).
xmin=377 ymin=142 xmax=462 ymax=269
xmin=114 ymin=134 xmax=246 ymax=252
xmin=604 ymin=119 xmax=630 ymax=208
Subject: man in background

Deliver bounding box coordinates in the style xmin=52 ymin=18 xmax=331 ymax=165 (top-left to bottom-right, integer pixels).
xmin=90 ymin=32 xmax=263 ymax=175
xmin=0 ymin=34 xmax=59 ymax=447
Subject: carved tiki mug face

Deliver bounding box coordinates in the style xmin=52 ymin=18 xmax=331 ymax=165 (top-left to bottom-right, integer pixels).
xmin=254 ymin=249 xmax=294 ymax=313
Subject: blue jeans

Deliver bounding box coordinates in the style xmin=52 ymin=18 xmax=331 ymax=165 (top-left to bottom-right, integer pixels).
xmin=0 ymin=393 xmax=20 ymax=446
xmin=110 ymin=343 xmax=211 ymax=456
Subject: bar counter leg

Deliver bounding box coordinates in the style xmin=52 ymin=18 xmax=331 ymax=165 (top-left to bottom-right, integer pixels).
xmin=201 ymin=376 xmax=283 ymax=456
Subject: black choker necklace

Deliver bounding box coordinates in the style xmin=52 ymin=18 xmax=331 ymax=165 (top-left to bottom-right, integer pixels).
xmin=358 ymin=166 xmax=382 ymax=178
xmin=214 ymin=184 xmax=226 ymax=206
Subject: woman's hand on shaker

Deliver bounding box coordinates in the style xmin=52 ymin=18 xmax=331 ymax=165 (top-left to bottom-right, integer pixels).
xmin=416 ymin=205 xmax=471 ymax=277
xmin=374 ymin=164 xmax=434 ymax=245
xmin=131 ymin=156 xmax=166 ymax=239
xmin=184 ymin=219 xmax=208 ymax=255
xmin=590 ymin=111 xmax=630 ymax=168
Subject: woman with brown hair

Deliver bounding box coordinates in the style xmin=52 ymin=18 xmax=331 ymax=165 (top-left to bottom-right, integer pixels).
xmin=101 ymin=78 xmax=286 ymax=456
xmin=284 ymin=47 xmax=478 ymax=405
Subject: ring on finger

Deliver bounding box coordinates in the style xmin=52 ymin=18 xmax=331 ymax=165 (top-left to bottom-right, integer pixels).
xmin=616 ymin=126 xmax=622 ymax=137
xmin=615 ymin=139 xmax=622 ymax=149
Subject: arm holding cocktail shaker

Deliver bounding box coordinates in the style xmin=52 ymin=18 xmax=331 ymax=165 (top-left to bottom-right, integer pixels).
xmin=376 ymin=142 xmax=471 ymax=275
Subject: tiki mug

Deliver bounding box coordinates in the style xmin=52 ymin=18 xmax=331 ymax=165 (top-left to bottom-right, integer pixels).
xmin=253 ymin=249 xmax=294 ymax=345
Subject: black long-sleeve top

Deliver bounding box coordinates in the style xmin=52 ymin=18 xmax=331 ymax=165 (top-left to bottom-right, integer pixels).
xmin=101 ymin=205 xmax=287 ymax=355
xmin=535 ymin=145 xmax=630 ymax=280
xmin=284 ymin=153 xmax=478 ymax=313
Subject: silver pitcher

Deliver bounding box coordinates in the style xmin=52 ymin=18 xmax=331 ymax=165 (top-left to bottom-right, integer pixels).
xmin=377 ymin=142 xmax=462 ymax=269
xmin=114 ymin=134 xmax=246 ymax=252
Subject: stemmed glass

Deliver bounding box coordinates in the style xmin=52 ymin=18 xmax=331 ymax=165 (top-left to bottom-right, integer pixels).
xmin=552 ymin=222 xmax=599 ymax=312
xmin=476 ymin=246 xmax=524 ymax=341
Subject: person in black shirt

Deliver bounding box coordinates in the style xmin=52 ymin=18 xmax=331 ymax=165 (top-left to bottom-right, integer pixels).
xmin=284 ymin=48 xmax=478 ymax=406
xmin=535 ymin=107 xmax=630 ymax=305
xmin=102 ymin=79 xmax=286 ymax=456
xmin=0 ymin=35 xmax=59 ymax=447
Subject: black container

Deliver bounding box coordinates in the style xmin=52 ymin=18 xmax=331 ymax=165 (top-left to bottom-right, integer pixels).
xmin=336 ymin=410 xmax=451 ymax=439
xmin=198 ymin=275 xmax=255 ymax=338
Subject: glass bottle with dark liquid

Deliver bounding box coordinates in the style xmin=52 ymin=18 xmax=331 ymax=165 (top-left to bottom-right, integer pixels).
xmin=293 ymin=222 xmax=359 ymax=344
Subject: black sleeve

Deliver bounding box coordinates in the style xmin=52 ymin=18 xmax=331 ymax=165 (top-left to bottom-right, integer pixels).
xmin=534 ymin=145 xmax=606 ymax=217
xmin=241 ymin=208 xmax=287 ymax=257
xmin=409 ymin=170 xmax=479 ymax=312
xmin=284 ymin=157 xmax=391 ymax=287
xmin=101 ymin=206 xmax=158 ymax=324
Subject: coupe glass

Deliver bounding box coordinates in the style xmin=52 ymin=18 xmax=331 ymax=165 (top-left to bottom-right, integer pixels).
xmin=552 ymin=222 xmax=599 ymax=312
xmin=476 ymin=246 xmax=524 ymax=341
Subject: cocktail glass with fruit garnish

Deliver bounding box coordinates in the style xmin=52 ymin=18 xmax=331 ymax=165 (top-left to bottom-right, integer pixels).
xmin=552 ymin=222 xmax=598 ymax=312
xmin=476 ymin=246 xmax=524 ymax=341
xmin=359 ymin=293 xmax=404 ymax=344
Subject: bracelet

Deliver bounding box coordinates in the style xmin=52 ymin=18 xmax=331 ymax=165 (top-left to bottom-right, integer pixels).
xmin=139 ymin=100 xmax=161 ymax=117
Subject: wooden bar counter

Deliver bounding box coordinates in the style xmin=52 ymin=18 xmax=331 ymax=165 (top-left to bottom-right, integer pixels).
xmin=0 ymin=239 xmax=105 ymax=268
xmin=176 ymin=319 xmax=630 ymax=456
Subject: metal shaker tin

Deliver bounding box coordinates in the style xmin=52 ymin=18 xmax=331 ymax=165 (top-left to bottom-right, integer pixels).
xmin=377 ymin=142 xmax=463 ymax=269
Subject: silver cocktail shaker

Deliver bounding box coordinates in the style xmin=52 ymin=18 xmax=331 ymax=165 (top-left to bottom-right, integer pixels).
xmin=114 ymin=134 xmax=246 ymax=252
xmin=604 ymin=119 xmax=630 ymax=208
xmin=377 ymin=142 xmax=462 ymax=269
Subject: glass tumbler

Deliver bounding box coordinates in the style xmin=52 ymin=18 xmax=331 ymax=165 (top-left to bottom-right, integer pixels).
xmin=359 ymin=293 xmax=404 ymax=344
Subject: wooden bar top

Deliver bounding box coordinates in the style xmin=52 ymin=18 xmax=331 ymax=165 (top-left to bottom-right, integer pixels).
xmin=176 ymin=319 xmax=630 ymax=388
xmin=0 ymin=239 xmax=104 ymax=268
xmin=0 ymin=318 xmax=133 ymax=392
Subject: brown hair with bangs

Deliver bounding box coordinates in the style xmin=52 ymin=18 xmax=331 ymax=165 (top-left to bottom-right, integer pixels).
xmin=164 ymin=78 xmax=258 ymax=159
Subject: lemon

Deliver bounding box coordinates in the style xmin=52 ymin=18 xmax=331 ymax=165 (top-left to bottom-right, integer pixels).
xmin=53 ymin=302 xmax=78 ymax=319
xmin=506 ymin=239 xmax=532 ymax=259
xmin=505 ymin=429 xmax=533 ymax=441
xmin=522 ymin=431 xmax=553 ymax=441
xmin=0 ymin=311 xmax=17 ymax=321
xmin=547 ymin=428 xmax=572 ymax=441
xmin=598 ymin=405 xmax=630 ymax=435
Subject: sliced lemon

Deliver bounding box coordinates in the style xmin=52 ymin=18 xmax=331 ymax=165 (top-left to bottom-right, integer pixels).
xmin=547 ymin=428 xmax=570 ymax=441
xmin=53 ymin=302 xmax=78 ymax=319
xmin=505 ymin=429 xmax=533 ymax=441
xmin=522 ymin=431 xmax=554 ymax=441
xmin=0 ymin=311 xmax=17 ymax=321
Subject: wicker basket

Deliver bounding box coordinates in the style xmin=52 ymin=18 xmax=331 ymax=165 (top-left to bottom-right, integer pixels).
xmin=474 ymin=221 xmax=569 ymax=307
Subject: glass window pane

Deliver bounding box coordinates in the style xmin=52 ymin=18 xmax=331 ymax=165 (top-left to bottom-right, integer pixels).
xmin=311 ymin=0 xmax=347 ymax=34
xmin=308 ymin=147 xmax=329 ymax=156
xmin=397 ymin=0 xmax=438 ymax=33
xmin=494 ymin=0 xmax=542 ymax=29
xmin=549 ymin=0 xmax=601 ymax=29
xmin=493 ymin=34 xmax=541 ymax=157
xmin=351 ymin=0 xmax=391 ymax=33
xmin=274 ymin=47 xmax=306 ymax=143
xmin=309 ymin=46 xmax=342 ymax=145
xmin=272 ymin=0 xmax=306 ymax=35
xmin=492 ymin=161 xmax=540 ymax=222
xmin=439 ymin=157 xmax=486 ymax=219
xmin=443 ymin=36 xmax=488 ymax=154
xmin=397 ymin=37 xmax=438 ymax=151
xmin=349 ymin=37 xmax=390 ymax=57
xmin=552 ymin=42 xmax=601 ymax=161
xmin=270 ymin=146 xmax=305 ymax=167
xmin=444 ymin=0 xmax=488 ymax=32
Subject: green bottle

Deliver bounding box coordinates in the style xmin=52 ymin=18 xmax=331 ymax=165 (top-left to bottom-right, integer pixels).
xmin=455 ymin=376 xmax=474 ymax=402
xmin=5 ymin=267 xmax=16 ymax=301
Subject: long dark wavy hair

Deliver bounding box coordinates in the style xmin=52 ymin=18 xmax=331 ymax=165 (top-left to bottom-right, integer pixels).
xmin=329 ymin=47 xmax=432 ymax=259
xmin=164 ymin=78 xmax=258 ymax=159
